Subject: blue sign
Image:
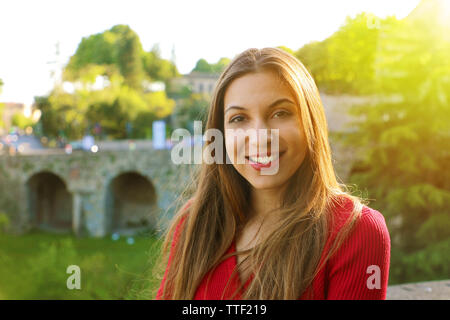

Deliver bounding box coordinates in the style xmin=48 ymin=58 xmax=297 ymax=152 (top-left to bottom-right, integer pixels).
xmin=152 ymin=120 xmax=166 ymax=149
xmin=81 ymin=135 xmax=95 ymax=151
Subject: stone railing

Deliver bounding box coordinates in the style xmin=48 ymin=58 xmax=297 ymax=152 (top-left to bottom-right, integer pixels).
xmin=386 ymin=279 xmax=450 ymax=300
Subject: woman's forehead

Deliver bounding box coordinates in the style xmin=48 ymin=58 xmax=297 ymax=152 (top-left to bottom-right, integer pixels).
xmin=224 ymin=72 xmax=294 ymax=109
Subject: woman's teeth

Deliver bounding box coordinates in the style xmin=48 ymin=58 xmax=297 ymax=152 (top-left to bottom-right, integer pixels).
xmin=249 ymin=155 xmax=273 ymax=164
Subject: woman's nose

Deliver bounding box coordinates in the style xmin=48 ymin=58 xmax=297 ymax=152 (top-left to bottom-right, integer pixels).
xmin=252 ymin=117 xmax=270 ymax=132
xmin=246 ymin=118 xmax=273 ymax=151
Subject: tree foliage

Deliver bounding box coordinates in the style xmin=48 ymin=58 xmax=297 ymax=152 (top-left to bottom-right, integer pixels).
xmin=37 ymin=68 xmax=174 ymax=140
xmin=64 ymin=25 xmax=178 ymax=86
xmin=0 ymin=78 xmax=4 ymax=129
xmin=37 ymin=25 xmax=176 ymax=140
xmin=143 ymin=44 xmax=179 ymax=83
xmin=339 ymin=10 xmax=450 ymax=259
xmin=292 ymin=3 xmax=450 ymax=283
xmin=172 ymin=93 xmax=209 ymax=132
xmin=191 ymin=57 xmax=230 ymax=73
xmin=296 ymin=13 xmax=399 ymax=95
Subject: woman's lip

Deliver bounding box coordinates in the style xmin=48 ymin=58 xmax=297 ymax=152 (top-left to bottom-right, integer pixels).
xmin=246 ymin=152 xmax=285 ymax=171
xmin=245 ymin=151 xmax=286 ymax=170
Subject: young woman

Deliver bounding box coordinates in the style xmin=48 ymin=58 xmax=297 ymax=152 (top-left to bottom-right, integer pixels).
xmin=154 ymin=47 xmax=390 ymax=300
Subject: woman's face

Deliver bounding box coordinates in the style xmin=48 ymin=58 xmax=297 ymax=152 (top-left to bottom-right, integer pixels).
xmin=223 ymin=70 xmax=308 ymax=190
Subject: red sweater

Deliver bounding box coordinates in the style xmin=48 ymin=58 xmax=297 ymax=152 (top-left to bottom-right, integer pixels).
xmin=156 ymin=197 xmax=391 ymax=300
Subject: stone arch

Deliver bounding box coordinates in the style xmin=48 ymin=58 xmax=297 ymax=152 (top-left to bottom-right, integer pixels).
xmin=105 ymin=171 xmax=158 ymax=234
xmin=26 ymin=171 xmax=73 ymax=232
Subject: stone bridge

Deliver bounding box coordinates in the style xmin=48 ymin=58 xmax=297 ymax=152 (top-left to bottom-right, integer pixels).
xmin=0 ymin=140 xmax=356 ymax=238
xmin=0 ymin=94 xmax=371 ymax=237
xmin=0 ymin=146 xmax=193 ymax=237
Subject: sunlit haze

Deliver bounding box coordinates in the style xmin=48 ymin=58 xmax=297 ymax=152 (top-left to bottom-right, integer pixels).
xmin=0 ymin=0 xmax=421 ymax=104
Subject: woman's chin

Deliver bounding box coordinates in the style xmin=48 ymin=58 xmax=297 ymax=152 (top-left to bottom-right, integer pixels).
xmin=247 ymin=175 xmax=287 ymax=191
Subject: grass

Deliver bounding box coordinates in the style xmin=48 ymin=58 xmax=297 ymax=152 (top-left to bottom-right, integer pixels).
xmin=0 ymin=230 xmax=163 ymax=299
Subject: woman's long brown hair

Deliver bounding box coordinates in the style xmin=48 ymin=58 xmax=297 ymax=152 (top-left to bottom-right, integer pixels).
xmin=152 ymin=47 xmax=367 ymax=299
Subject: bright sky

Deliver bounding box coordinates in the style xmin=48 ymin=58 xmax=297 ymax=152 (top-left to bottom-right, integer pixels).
xmin=0 ymin=0 xmax=421 ymax=105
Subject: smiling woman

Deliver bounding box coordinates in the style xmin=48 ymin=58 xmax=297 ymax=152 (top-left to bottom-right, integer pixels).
xmin=155 ymin=47 xmax=390 ymax=300
xmin=223 ymin=71 xmax=307 ymax=191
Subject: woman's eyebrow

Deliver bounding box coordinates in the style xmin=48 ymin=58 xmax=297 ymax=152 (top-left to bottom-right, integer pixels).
xmin=224 ymin=98 xmax=295 ymax=115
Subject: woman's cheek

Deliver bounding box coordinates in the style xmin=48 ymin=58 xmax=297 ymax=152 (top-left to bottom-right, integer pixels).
xmin=289 ymin=128 xmax=308 ymax=166
xmin=224 ymin=135 xmax=240 ymax=165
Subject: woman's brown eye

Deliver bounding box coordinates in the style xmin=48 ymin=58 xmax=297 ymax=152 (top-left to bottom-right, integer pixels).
xmin=273 ymin=111 xmax=289 ymax=118
xmin=229 ymin=116 xmax=244 ymax=124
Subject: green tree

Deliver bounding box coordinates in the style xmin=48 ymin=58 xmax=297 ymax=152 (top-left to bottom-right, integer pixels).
xmin=295 ymin=40 xmax=328 ymax=86
xmin=192 ymin=57 xmax=229 ymax=74
xmin=277 ymin=45 xmax=295 ymax=55
xmin=34 ymin=95 xmax=57 ymax=137
xmin=38 ymin=65 xmax=175 ymax=140
xmin=64 ymin=25 xmax=178 ymax=88
xmin=65 ymin=33 xmax=115 ymax=74
xmin=142 ymin=44 xmax=179 ymax=83
xmin=295 ymin=13 xmax=398 ymax=95
xmin=11 ymin=113 xmax=34 ymax=130
xmin=39 ymin=25 xmax=178 ymax=140
xmin=34 ymin=91 xmax=85 ymax=139
xmin=341 ymin=11 xmax=450 ymax=256
xmin=0 ymin=78 xmax=4 ymax=129
xmin=113 ymin=25 xmax=145 ymax=89
xmin=211 ymin=57 xmax=230 ymax=73
xmin=172 ymin=93 xmax=209 ymax=131
xmin=192 ymin=58 xmax=213 ymax=73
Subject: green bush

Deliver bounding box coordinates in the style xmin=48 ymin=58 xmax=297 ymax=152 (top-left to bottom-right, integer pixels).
xmin=0 ymin=232 xmax=161 ymax=299
xmin=415 ymin=213 xmax=450 ymax=247
xmin=389 ymin=238 xmax=450 ymax=285
xmin=0 ymin=212 xmax=9 ymax=234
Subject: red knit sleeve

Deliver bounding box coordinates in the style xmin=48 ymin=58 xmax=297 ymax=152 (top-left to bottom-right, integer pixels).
xmin=155 ymin=200 xmax=192 ymax=300
xmin=326 ymin=207 xmax=391 ymax=300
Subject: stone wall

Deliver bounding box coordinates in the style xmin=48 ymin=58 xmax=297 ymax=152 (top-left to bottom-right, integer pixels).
xmin=387 ymin=279 xmax=450 ymax=300
xmin=0 ymin=148 xmax=194 ymax=237
xmin=0 ymin=94 xmax=375 ymax=237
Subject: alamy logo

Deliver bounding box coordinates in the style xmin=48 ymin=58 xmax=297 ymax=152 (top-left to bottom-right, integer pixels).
xmin=170 ymin=121 xmax=281 ymax=175
xmin=366 ymin=265 xmax=381 ymax=289
xmin=66 ymin=265 xmax=81 ymax=290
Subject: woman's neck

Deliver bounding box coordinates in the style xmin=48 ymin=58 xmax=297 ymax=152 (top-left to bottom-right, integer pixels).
xmin=235 ymin=185 xmax=286 ymax=246
xmin=248 ymin=185 xmax=286 ymax=224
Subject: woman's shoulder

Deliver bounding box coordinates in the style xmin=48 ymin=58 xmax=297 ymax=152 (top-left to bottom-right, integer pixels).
xmin=330 ymin=195 xmax=391 ymax=251
xmin=358 ymin=205 xmax=391 ymax=248
xmin=324 ymin=197 xmax=391 ymax=299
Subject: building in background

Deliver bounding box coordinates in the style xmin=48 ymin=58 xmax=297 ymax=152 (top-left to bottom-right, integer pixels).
xmin=170 ymin=71 xmax=220 ymax=96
